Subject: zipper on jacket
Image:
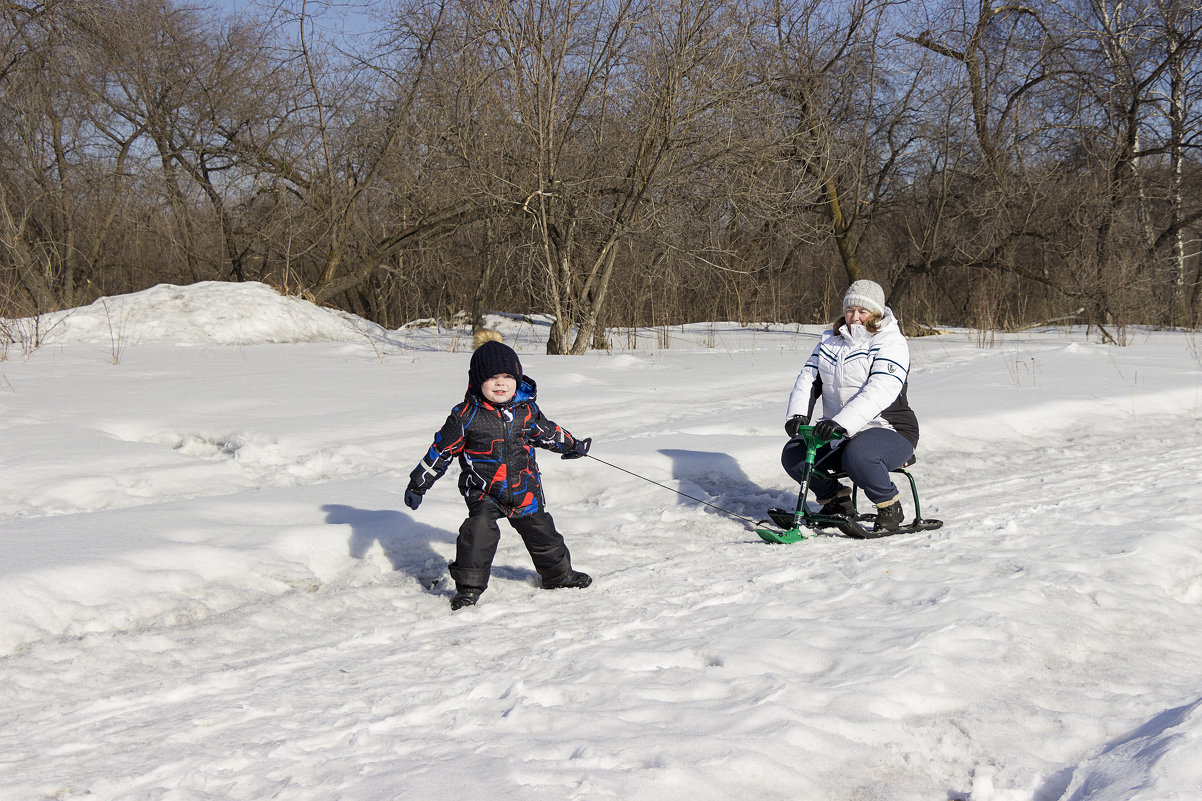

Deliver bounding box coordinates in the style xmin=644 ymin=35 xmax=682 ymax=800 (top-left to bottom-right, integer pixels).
xmin=500 ymin=406 xmax=518 ymax=507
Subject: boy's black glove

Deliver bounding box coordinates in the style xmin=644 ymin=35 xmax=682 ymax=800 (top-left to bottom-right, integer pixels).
xmin=784 ymin=415 xmax=808 ymax=438
xmin=814 ymin=419 xmax=846 ymax=441
xmin=404 ymin=484 xmax=424 ymax=510
xmin=562 ymin=437 xmax=591 ymax=460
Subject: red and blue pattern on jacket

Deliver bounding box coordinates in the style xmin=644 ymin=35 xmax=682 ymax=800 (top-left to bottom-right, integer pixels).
xmin=409 ymin=376 xmax=579 ymax=517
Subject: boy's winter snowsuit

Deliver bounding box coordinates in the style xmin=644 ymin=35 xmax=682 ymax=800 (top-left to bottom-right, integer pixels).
xmin=782 ymin=308 xmax=919 ymax=504
xmin=409 ymin=376 xmax=583 ymax=590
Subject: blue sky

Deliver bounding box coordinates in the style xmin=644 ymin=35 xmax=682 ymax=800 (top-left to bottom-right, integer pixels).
xmin=209 ymin=0 xmax=375 ymax=37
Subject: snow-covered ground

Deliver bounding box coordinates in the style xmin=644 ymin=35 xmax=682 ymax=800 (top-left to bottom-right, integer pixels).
xmin=3 ymin=282 xmax=1202 ymax=801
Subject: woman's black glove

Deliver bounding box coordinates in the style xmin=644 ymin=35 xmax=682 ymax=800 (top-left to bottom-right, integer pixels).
xmin=814 ymin=420 xmax=847 ymax=441
xmin=404 ymin=484 xmax=424 ymax=510
xmin=562 ymin=437 xmax=592 ymax=459
xmin=784 ymin=415 xmax=808 ymax=438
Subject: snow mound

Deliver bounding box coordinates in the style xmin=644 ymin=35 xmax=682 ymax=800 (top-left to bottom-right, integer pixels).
xmin=34 ymin=282 xmax=385 ymax=346
xmin=1059 ymin=699 xmax=1202 ymax=800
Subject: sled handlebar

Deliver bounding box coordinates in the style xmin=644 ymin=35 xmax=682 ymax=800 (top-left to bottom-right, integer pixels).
xmin=789 ymin=424 xmax=842 ymax=465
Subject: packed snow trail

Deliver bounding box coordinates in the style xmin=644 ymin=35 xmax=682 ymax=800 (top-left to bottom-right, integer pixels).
xmin=4 ymin=415 xmax=1202 ymax=800
xmin=4 ymin=287 xmax=1202 ymax=800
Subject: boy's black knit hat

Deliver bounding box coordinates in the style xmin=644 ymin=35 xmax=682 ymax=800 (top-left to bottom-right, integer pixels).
xmin=469 ymin=340 xmax=522 ymax=391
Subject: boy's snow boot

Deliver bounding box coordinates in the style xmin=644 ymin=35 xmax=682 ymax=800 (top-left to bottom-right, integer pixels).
xmin=873 ymin=500 xmax=904 ymax=533
xmin=542 ymin=570 xmax=593 ymax=590
xmin=818 ymin=489 xmax=856 ymax=517
xmin=451 ymin=587 xmax=483 ymax=610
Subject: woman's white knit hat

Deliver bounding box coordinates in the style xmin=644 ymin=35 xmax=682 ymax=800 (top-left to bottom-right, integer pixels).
xmin=843 ymin=280 xmax=886 ymax=316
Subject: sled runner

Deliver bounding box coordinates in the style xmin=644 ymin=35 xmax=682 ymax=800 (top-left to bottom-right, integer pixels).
xmin=756 ymin=425 xmax=943 ymax=543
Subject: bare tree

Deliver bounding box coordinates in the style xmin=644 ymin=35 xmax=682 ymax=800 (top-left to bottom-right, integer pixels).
xmin=903 ymin=0 xmax=1053 ymax=175
xmin=434 ymin=0 xmax=756 ymax=354
xmin=4 ymin=0 xmax=1200 ymax=337
xmin=1042 ymin=0 xmax=1202 ymax=334
xmin=0 ymin=0 xmax=99 ymax=312
xmin=1150 ymin=0 xmax=1202 ymax=323
xmin=757 ymin=0 xmax=894 ymax=285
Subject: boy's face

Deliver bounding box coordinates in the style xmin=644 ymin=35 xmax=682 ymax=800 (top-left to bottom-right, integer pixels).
xmin=481 ymin=373 xmax=517 ymax=404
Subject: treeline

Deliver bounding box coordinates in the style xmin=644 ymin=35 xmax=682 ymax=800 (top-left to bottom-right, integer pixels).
xmin=2 ymin=0 xmax=1200 ymax=351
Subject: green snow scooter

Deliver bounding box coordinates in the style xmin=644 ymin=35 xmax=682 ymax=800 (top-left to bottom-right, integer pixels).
xmin=755 ymin=424 xmax=943 ymax=543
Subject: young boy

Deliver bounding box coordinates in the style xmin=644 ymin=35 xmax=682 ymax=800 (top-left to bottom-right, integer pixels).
xmin=405 ymin=332 xmax=593 ymax=610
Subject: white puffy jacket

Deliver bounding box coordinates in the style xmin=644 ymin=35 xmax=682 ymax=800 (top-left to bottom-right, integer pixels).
xmin=786 ymin=308 xmax=918 ymax=446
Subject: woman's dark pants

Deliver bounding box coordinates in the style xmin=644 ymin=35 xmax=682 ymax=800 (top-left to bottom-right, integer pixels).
xmin=781 ymin=427 xmax=914 ymax=506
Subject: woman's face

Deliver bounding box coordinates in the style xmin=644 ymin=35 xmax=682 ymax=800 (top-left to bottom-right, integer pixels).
xmin=844 ymin=305 xmax=873 ymax=327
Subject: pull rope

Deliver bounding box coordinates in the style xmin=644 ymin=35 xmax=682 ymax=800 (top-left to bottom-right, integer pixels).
xmin=585 ymin=453 xmax=762 ymax=526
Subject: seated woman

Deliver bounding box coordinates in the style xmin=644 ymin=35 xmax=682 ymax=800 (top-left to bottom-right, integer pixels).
xmin=782 ymin=280 xmax=920 ymax=534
